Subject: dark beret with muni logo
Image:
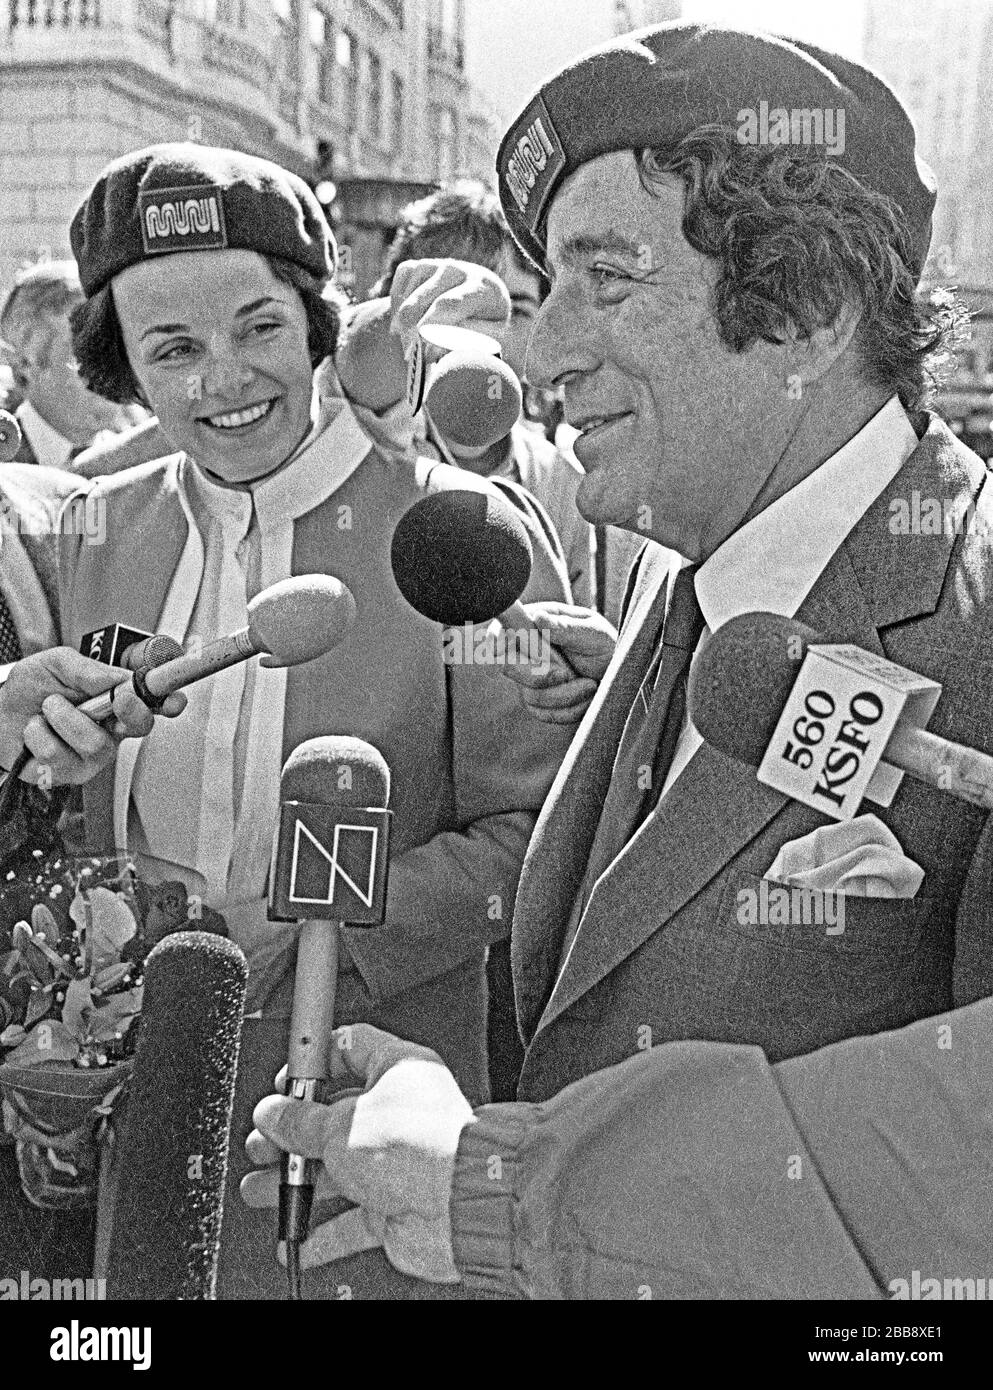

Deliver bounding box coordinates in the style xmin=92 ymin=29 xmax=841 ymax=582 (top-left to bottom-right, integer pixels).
xmin=70 ymin=142 xmax=338 ymax=297
xmin=497 ymin=21 xmax=937 ymax=280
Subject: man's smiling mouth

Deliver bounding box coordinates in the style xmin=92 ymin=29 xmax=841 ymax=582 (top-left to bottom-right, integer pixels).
xmin=202 ymin=399 xmax=278 ymax=430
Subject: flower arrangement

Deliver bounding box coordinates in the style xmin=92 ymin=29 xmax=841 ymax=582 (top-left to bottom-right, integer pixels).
xmin=0 ymin=850 xmax=226 ymax=1208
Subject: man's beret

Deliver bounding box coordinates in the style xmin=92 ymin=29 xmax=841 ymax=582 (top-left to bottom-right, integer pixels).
xmin=70 ymin=143 xmax=337 ymax=297
xmin=497 ymin=23 xmax=937 ymax=278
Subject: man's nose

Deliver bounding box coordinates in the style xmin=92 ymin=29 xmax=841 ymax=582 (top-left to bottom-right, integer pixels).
xmin=202 ymin=337 xmax=254 ymax=397
xmin=525 ymin=283 xmax=598 ymax=392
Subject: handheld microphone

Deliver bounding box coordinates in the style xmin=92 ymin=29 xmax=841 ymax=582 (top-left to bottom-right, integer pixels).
xmin=688 ymin=611 xmax=992 ymax=817
xmin=78 ymin=574 xmax=356 ymax=721
xmin=0 ymin=410 xmax=22 ymax=462
xmin=408 ymin=324 xmax=522 ymax=451
xmin=0 ymin=629 xmax=185 ymax=821
xmin=103 ymin=931 xmax=248 ymax=1299
xmin=269 ymin=736 xmax=392 ymax=1298
xmin=391 ymin=486 xmax=533 ymax=625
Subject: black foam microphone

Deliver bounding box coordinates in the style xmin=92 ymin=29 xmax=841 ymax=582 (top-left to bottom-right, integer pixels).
xmin=0 ymin=410 xmax=22 ymax=462
xmin=390 ymin=487 xmax=534 ymax=625
xmin=103 ymin=931 xmax=248 ymax=1300
xmin=269 ymin=736 xmax=391 ymax=1297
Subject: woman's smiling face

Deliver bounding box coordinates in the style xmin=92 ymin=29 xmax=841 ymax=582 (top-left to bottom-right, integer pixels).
xmin=111 ymin=248 xmax=315 ymax=484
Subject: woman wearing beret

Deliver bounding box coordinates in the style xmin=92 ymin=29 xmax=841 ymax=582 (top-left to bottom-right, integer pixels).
xmin=53 ymin=143 xmax=574 ymax=1295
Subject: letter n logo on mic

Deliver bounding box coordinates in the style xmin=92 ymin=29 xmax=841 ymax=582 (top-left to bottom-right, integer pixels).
xmin=270 ymin=803 xmax=391 ymax=924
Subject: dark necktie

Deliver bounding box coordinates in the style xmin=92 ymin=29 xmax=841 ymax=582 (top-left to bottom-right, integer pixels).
xmin=0 ymin=589 xmax=22 ymax=664
xmin=568 ymin=564 xmax=705 ymax=930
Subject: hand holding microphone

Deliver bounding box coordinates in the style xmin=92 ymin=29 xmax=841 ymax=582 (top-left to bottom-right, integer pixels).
xmin=390 ymin=259 xmax=523 ymax=452
xmin=264 ymin=735 xmax=392 ymax=1297
xmin=390 ymin=483 xmax=603 ymax=721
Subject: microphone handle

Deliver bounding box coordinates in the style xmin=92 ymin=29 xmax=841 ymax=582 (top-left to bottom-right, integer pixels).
xmin=885 ymin=722 xmax=993 ymax=809
xmin=280 ymin=919 xmax=340 ymax=1254
xmin=78 ymin=627 xmax=260 ymax=721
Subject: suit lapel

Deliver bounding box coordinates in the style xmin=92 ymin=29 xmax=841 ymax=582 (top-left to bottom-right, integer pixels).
xmin=512 ymin=542 xmax=672 ymax=1039
xmin=531 ymin=415 xmax=976 ymax=1039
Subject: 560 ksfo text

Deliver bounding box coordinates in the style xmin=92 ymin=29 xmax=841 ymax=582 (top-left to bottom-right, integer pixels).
xmin=780 ymin=687 xmax=885 ymax=808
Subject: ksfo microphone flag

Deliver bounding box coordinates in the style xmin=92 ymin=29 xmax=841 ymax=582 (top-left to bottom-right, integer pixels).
xmin=270 ymin=801 xmax=391 ymax=923
xmin=757 ymin=643 xmax=941 ymax=820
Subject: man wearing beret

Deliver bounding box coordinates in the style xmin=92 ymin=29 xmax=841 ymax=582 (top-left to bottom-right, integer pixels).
xmin=244 ymin=23 xmax=993 ymax=1296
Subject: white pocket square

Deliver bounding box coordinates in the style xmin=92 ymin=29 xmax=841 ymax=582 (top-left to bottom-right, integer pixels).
xmin=764 ymin=813 xmax=924 ymax=899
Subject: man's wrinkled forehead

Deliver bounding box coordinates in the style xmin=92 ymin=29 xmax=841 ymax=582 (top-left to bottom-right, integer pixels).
xmin=542 ymin=154 xmax=685 ymax=276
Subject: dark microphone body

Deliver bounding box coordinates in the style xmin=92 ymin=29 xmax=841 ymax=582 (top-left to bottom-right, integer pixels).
xmin=688 ymin=611 xmax=993 ymax=814
xmin=269 ymin=736 xmax=392 ymax=1294
xmin=103 ymin=931 xmax=248 ymax=1300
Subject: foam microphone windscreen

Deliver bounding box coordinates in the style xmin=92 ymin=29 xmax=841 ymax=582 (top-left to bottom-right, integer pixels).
xmin=687 ymin=611 xmax=821 ymax=766
xmin=247 ymin=574 xmax=356 ymax=666
xmin=425 ymin=352 xmax=523 ymax=450
xmin=104 ymin=931 xmax=248 ymax=1300
xmin=391 ymin=489 xmax=533 ymax=625
xmin=0 ymin=410 xmax=22 ymax=462
xmin=281 ymin=734 xmax=390 ymax=809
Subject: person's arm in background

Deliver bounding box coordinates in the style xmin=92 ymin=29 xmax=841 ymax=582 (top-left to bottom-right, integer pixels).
xmin=244 ymin=998 xmax=993 ymax=1298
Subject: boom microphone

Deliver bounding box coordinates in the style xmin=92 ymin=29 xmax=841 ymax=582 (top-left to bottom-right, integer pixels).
xmin=103 ymin=931 xmax=248 ymax=1299
xmin=79 ymin=574 xmax=356 ymax=721
xmin=688 ymin=611 xmax=993 ymax=816
xmin=0 ymin=410 xmax=22 ymax=462
xmin=269 ymin=736 xmax=392 ymax=1298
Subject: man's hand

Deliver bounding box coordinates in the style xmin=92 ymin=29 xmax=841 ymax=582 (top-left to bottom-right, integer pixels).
xmin=0 ymin=648 xmax=186 ymax=786
xmin=389 ymin=258 xmax=512 ymax=361
xmin=501 ymin=603 xmax=618 ymax=724
xmin=240 ymin=1023 xmax=476 ymax=1283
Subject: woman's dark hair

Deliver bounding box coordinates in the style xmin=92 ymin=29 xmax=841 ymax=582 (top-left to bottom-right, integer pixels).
xmin=635 ymin=127 xmax=967 ymax=412
xmin=70 ymin=255 xmax=342 ymax=406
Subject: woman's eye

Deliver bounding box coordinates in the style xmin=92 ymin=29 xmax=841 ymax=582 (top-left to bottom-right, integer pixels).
xmin=155 ymin=342 xmax=195 ymax=363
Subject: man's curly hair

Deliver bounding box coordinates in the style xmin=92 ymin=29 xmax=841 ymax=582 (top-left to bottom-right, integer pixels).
xmin=635 ymin=127 xmax=965 ymax=412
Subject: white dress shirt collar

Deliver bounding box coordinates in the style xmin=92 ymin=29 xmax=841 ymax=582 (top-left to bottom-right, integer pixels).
xmin=693 ymin=394 xmax=919 ymax=631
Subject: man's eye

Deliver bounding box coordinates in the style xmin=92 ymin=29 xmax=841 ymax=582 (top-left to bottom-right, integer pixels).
xmin=591 ymin=265 xmax=630 ymax=293
xmin=247 ymin=320 xmax=281 ymax=338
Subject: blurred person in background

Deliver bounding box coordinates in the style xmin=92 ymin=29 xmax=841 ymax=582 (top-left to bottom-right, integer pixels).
xmin=0 ymin=260 xmax=150 ymax=470
xmin=376 ymin=182 xmax=594 ymax=610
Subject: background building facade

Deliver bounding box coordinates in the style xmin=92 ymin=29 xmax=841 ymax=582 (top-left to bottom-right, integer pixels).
xmin=0 ymin=0 xmax=498 ymax=298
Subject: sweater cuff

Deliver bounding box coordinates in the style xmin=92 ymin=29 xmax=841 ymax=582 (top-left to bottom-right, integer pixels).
xmin=449 ymin=1102 xmax=538 ymax=1298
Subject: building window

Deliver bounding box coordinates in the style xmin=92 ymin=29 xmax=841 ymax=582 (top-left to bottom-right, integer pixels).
xmin=391 ymin=72 xmax=405 ymax=156
xmin=428 ymin=0 xmax=464 ymax=67
xmin=432 ymin=104 xmax=456 ymax=182
xmin=337 ymin=30 xmax=358 ymax=131
xmin=367 ymin=52 xmax=383 ymax=140
xmin=310 ymin=7 xmax=335 ymax=103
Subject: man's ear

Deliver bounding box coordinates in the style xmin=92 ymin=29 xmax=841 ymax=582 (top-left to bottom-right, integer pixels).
xmin=785 ymin=299 xmax=862 ymax=390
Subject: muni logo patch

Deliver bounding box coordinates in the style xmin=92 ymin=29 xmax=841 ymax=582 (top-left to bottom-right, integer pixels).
xmin=501 ymin=97 xmax=566 ymax=231
xmin=139 ymin=183 xmax=228 ymax=254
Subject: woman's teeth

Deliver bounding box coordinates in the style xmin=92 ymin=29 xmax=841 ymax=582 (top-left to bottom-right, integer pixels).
xmin=205 ymin=400 xmax=276 ymax=430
